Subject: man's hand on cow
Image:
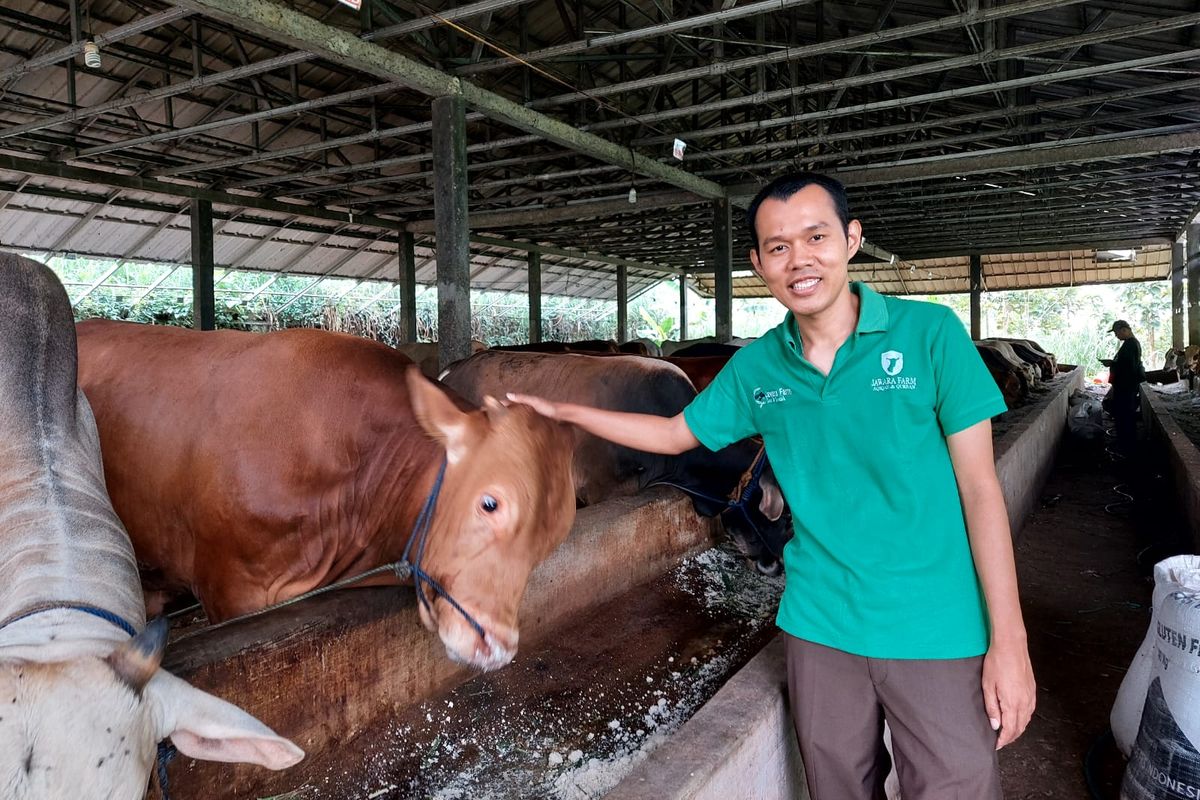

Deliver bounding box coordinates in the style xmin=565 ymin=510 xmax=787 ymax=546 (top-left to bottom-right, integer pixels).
xmin=506 ymin=393 xmax=560 ymax=419
xmin=982 ymin=637 xmax=1036 ymax=749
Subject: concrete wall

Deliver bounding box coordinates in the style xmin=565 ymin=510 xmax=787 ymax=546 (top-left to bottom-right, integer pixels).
xmin=608 ymin=637 xmax=804 ymax=800
xmin=994 ymin=367 xmax=1085 ymax=539
xmin=159 ymin=489 xmax=719 ymax=799
xmin=613 ymin=371 xmax=1084 ymax=800
xmin=1141 ymin=386 xmax=1200 ymax=551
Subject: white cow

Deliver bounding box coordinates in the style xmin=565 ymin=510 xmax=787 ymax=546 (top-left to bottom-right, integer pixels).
xmin=0 ymin=253 xmax=302 ymax=799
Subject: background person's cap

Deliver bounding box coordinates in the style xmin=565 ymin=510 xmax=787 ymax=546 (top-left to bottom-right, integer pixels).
xmin=1110 ymin=320 xmax=1130 ymax=332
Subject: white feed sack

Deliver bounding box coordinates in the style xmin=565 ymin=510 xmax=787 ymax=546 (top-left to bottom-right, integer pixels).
xmin=1112 ymin=557 xmax=1200 ymax=756
xmin=1119 ymin=556 xmax=1200 ymax=800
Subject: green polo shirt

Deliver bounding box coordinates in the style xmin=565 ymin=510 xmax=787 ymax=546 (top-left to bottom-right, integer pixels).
xmin=683 ymin=282 xmax=1007 ymax=659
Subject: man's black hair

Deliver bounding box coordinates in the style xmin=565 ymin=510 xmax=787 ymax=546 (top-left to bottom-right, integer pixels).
xmin=745 ymin=172 xmax=850 ymax=250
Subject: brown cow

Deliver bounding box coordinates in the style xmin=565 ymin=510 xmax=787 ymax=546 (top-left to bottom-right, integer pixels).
xmin=76 ymin=320 xmax=576 ymax=671
xmin=442 ymin=350 xmax=792 ymax=575
xmin=492 ymin=339 xmax=622 ymax=354
xmin=663 ymin=356 xmax=731 ymax=393
xmin=395 ymin=340 xmax=488 ymax=379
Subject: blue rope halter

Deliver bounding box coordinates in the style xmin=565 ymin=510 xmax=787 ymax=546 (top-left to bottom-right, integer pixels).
xmin=400 ymin=458 xmax=487 ymax=643
xmin=0 ymin=602 xmax=138 ymax=638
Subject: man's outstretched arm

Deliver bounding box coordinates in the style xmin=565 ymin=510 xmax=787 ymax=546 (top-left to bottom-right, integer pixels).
xmin=507 ymin=393 xmax=700 ymax=455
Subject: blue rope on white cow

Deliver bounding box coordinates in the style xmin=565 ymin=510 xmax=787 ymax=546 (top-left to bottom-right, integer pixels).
xmin=0 ymin=601 xmax=139 ymax=637
xmin=156 ymin=742 xmax=178 ymax=800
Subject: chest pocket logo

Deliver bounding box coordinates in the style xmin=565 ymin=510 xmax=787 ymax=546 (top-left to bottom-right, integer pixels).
xmin=881 ymin=350 xmax=904 ymax=376
xmin=753 ymin=386 xmax=793 ymax=408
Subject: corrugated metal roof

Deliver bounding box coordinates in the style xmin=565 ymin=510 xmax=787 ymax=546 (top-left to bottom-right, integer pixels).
xmin=692 ymin=246 xmax=1175 ymax=298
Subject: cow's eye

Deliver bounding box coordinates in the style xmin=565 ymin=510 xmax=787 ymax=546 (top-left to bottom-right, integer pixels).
xmin=481 ymin=495 xmax=499 ymax=513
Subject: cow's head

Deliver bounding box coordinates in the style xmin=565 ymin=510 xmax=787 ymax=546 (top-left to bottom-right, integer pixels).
xmin=720 ymin=462 xmax=792 ymax=576
xmin=406 ymin=369 xmax=576 ymax=671
xmin=0 ymin=619 xmax=302 ymax=798
xmin=681 ymin=445 xmax=793 ymax=577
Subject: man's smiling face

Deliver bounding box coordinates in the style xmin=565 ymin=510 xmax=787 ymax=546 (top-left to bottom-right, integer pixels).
xmin=749 ymin=184 xmax=862 ymax=320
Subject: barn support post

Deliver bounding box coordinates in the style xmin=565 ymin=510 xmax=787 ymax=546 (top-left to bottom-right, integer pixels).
xmin=190 ymin=199 xmax=215 ymax=331
xmin=616 ymin=264 xmax=628 ymax=343
xmin=713 ymin=198 xmax=733 ymax=342
xmin=398 ymin=230 xmax=417 ymax=343
xmin=1172 ymin=240 xmax=1185 ymax=351
xmin=1189 ymin=224 xmax=1200 ymax=346
xmin=432 ymin=94 xmax=471 ymax=369
xmin=969 ymin=253 xmax=983 ymax=340
xmin=679 ymin=272 xmax=689 ymax=341
xmin=528 ymin=250 xmax=542 ymax=343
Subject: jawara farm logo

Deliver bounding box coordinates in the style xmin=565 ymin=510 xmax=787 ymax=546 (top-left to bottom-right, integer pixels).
xmin=872 ymin=350 xmax=917 ymax=392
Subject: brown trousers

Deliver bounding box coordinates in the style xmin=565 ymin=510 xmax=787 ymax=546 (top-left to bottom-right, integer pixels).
xmin=786 ymin=635 xmax=1003 ymax=800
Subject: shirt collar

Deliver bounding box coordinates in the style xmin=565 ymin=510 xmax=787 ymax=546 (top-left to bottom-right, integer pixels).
xmin=782 ymin=281 xmax=890 ymax=349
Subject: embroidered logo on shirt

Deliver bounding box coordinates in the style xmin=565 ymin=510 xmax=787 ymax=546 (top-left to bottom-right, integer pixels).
xmin=753 ymin=386 xmax=793 ymax=408
xmin=872 ymin=350 xmax=917 ymax=392
xmin=881 ymin=350 xmax=905 ymax=376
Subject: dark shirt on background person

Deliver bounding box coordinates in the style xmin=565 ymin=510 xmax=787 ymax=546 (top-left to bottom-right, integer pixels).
xmin=1109 ymin=322 xmax=1145 ymax=396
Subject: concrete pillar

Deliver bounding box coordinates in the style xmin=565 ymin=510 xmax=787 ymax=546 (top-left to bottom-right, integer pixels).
xmin=1189 ymin=224 xmax=1200 ymax=346
xmin=190 ymin=199 xmax=215 ymax=331
xmin=713 ymin=199 xmax=733 ymax=342
xmin=679 ymin=273 xmax=688 ymax=341
xmin=1173 ymin=241 xmax=1185 ymax=351
xmin=398 ymin=231 xmax=417 ymax=344
xmin=528 ymin=251 xmax=542 ymax=343
xmin=432 ymin=94 xmax=471 ymax=369
xmin=969 ymin=254 xmax=982 ymax=340
xmin=616 ymin=264 xmax=628 ymax=343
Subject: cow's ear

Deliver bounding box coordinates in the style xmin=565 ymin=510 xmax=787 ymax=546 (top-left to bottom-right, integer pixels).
xmin=758 ymin=475 xmax=786 ymax=522
xmin=406 ymin=366 xmax=470 ymax=463
xmin=482 ymin=394 xmax=509 ymax=425
xmin=148 ymin=671 xmax=304 ymax=770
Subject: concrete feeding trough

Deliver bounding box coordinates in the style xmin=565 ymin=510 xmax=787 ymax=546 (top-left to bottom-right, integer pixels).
xmin=1142 ymin=384 xmax=1200 ymax=551
xmin=158 ymin=489 xmax=719 ymax=799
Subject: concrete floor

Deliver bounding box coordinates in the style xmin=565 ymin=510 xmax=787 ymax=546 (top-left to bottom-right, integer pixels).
xmin=999 ymin=428 xmax=1192 ymax=800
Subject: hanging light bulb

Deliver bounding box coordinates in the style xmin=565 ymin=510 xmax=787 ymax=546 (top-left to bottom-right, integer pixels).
xmin=83 ymin=39 xmax=101 ymax=69
xmin=627 ymin=187 xmax=637 ymax=204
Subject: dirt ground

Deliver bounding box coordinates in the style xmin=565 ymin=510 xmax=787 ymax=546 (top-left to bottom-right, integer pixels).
xmin=997 ymin=423 xmax=1192 ymax=799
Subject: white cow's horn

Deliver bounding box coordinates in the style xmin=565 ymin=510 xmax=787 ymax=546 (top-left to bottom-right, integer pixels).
xmin=105 ymin=616 xmax=169 ymax=692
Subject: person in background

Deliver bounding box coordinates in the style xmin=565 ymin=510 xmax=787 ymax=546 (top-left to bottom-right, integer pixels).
xmin=1104 ymin=319 xmax=1145 ymax=456
xmin=509 ymin=172 xmax=1035 ymax=800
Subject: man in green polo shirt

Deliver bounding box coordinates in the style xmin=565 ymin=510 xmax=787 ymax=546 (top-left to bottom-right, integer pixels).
xmin=510 ymin=172 xmax=1035 ymax=799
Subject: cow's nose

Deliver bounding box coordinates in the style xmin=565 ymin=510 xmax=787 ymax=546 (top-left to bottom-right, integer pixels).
xmin=755 ymin=557 xmax=783 ymax=577
xmin=438 ymin=607 xmax=519 ymax=671
xmin=473 ymin=628 xmax=518 ymax=671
